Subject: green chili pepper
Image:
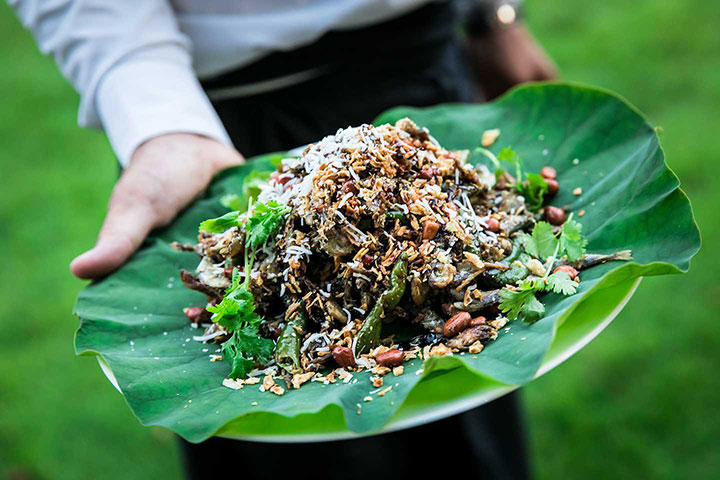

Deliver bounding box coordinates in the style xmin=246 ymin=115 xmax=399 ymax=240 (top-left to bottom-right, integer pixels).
xmin=275 ymin=305 xmax=308 ymax=373
xmin=355 ymin=253 xmax=408 ymax=355
xmin=385 ymin=211 xmax=407 ymax=223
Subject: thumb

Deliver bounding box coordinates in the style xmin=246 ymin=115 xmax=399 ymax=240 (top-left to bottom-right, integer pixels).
xmin=70 ymin=195 xmax=157 ymax=280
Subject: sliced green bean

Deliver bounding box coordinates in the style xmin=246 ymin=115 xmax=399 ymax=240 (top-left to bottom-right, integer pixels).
xmin=355 ymin=253 xmax=408 ymax=355
xmin=275 ymin=305 xmax=308 ymax=373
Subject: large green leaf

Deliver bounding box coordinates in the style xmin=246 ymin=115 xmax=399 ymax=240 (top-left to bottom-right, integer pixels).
xmin=74 ymin=83 xmax=700 ymax=443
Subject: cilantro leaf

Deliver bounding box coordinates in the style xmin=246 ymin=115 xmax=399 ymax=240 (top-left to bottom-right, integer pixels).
xmin=518 ymin=294 xmax=545 ymax=323
xmin=207 ymin=285 xmax=260 ymax=331
xmin=524 ymin=221 xmax=558 ymax=260
xmin=499 ymin=281 xmax=540 ymax=320
xmin=546 ymin=271 xmax=578 ymax=295
xmin=559 ymin=217 xmax=587 ymax=262
xmin=206 ymin=269 xmax=262 ymax=331
xmin=245 ymin=201 xmax=290 ymax=249
xmin=516 ymin=172 xmax=549 ymax=211
xmin=495 ymin=146 xmax=549 ymax=211
xmin=199 ymin=211 xmax=242 ymax=233
xmin=222 ymin=326 xmax=274 ymax=379
xmin=497 ymin=146 xmax=521 ymax=169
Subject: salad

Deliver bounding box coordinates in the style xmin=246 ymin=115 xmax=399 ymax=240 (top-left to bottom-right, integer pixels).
xmin=174 ymin=119 xmax=630 ymax=392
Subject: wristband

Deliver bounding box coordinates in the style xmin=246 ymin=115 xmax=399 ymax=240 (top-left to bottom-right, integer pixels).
xmin=466 ymin=0 xmax=524 ymax=38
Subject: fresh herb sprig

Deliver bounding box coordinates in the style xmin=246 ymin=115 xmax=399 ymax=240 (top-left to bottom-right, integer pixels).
xmin=475 ymin=146 xmax=549 ymax=211
xmin=200 ymin=199 xmax=289 ymax=378
xmin=499 ymin=215 xmax=586 ymax=322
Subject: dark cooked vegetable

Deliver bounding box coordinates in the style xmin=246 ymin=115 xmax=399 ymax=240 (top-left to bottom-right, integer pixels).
xmin=354 ymin=254 xmax=408 ymax=355
xmin=275 ymin=306 xmax=308 ymax=373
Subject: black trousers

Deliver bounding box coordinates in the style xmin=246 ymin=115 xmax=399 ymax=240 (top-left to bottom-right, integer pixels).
xmin=184 ymin=4 xmax=530 ymax=479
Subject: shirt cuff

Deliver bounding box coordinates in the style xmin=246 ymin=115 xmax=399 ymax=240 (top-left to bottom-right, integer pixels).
xmin=96 ymin=56 xmax=232 ymax=167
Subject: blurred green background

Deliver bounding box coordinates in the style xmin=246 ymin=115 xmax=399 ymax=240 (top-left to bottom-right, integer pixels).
xmin=0 ymin=0 xmax=717 ymax=478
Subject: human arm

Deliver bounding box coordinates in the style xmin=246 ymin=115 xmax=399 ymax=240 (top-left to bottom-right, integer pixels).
xmin=9 ymin=1 xmax=241 ymax=278
xmin=461 ymin=0 xmax=558 ymax=100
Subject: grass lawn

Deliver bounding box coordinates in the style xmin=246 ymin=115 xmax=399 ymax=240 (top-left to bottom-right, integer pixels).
xmin=0 ymin=1 xmax=717 ymax=478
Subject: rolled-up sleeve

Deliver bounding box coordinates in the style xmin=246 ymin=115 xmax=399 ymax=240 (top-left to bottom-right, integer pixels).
xmin=9 ymin=0 xmax=231 ymax=166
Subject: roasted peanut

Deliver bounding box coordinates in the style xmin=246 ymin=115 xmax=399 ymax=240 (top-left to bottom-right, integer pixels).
xmin=540 ymin=166 xmax=557 ymax=180
xmin=443 ymin=312 xmax=471 ymax=337
xmin=544 ymin=206 xmax=566 ymax=225
xmin=546 ymin=179 xmax=560 ymax=196
xmin=486 ymin=217 xmax=501 ymax=232
xmin=332 ymin=346 xmax=356 ymax=368
xmin=553 ymin=265 xmax=579 ymax=281
xmin=469 ymin=316 xmax=487 ymax=327
xmin=183 ymin=306 xmax=206 ymax=323
xmin=376 ymin=349 xmax=405 ymax=367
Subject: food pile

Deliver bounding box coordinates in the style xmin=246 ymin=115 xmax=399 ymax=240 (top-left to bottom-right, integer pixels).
xmin=175 ymin=119 xmax=630 ymax=392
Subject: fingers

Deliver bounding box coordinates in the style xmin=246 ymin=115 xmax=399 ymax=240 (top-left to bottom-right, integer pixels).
xmin=70 ymin=183 xmax=157 ymax=280
xmin=71 ymin=133 xmax=244 ymax=280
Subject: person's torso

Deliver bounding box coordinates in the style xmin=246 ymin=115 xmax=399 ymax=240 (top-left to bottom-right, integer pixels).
xmin=170 ymin=0 xmax=436 ymax=77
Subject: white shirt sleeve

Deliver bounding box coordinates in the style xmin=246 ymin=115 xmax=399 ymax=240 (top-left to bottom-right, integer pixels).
xmin=9 ymin=0 xmax=232 ymax=166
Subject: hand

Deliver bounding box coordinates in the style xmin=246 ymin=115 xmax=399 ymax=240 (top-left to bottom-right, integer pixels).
xmin=70 ymin=133 xmax=244 ymax=280
xmin=463 ymin=23 xmax=558 ymax=100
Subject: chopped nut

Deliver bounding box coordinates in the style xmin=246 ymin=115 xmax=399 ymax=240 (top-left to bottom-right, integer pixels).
xmin=488 ymin=317 xmax=508 ymax=329
xmin=291 ymin=372 xmax=315 ymax=389
xmin=270 ymin=385 xmax=285 ymax=396
xmin=422 ymin=220 xmax=440 ymax=240
xmin=371 ymin=345 xmax=390 ymax=357
xmin=209 ymin=355 xmax=223 ymax=362
xmin=371 ymin=376 xmax=384 ymax=388
xmin=378 ymin=386 xmax=393 ymax=397
xmin=481 ymin=128 xmax=501 ymax=147
xmin=222 ymin=378 xmax=244 ymax=390
xmin=573 ymin=187 xmax=582 ymax=196
xmin=372 ymin=366 xmax=392 ymax=376
xmin=363 ymin=396 xmax=373 ymax=402
xmin=262 ymin=375 xmax=276 ymax=391
xmin=393 ymin=366 xmax=404 ymax=376
xmin=578 ymin=209 xmax=586 ymax=217
xmin=244 ymin=376 xmax=260 ymax=385
xmin=468 ymin=341 xmax=484 ymax=354
xmin=526 ymin=258 xmax=545 ymax=277
xmin=429 ymin=344 xmax=451 ymax=357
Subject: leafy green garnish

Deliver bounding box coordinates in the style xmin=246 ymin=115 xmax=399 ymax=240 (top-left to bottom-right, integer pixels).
xmin=222 ymin=326 xmax=275 ymax=379
xmin=524 ymin=222 xmax=558 ymax=260
xmin=206 ymin=270 xmax=259 ymax=331
xmin=521 ymin=172 xmax=549 ymax=211
xmin=476 ymin=146 xmax=549 ymax=211
xmin=523 ymin=216 xmax=587 ymax=262
xmin=499 ymin=271 xmax=578 ymax=322
xmin=198 ymin=211 xmax=242 ymax=233
xmin=245 ymin=201 xmax=291 ymax=249
xmin=546 ymin=271 xmax=578 ymax=295
xmin=500 ymin=214 xmax=587 ymax=321
xmin=558 ymin=217 xmax=588 ymax=262
xmin=201 ymin=200 xmax=290 ymax=379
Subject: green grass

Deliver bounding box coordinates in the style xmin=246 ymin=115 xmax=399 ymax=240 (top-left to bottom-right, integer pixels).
xmin=0 ymin=0 xmax=716 ymax=478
